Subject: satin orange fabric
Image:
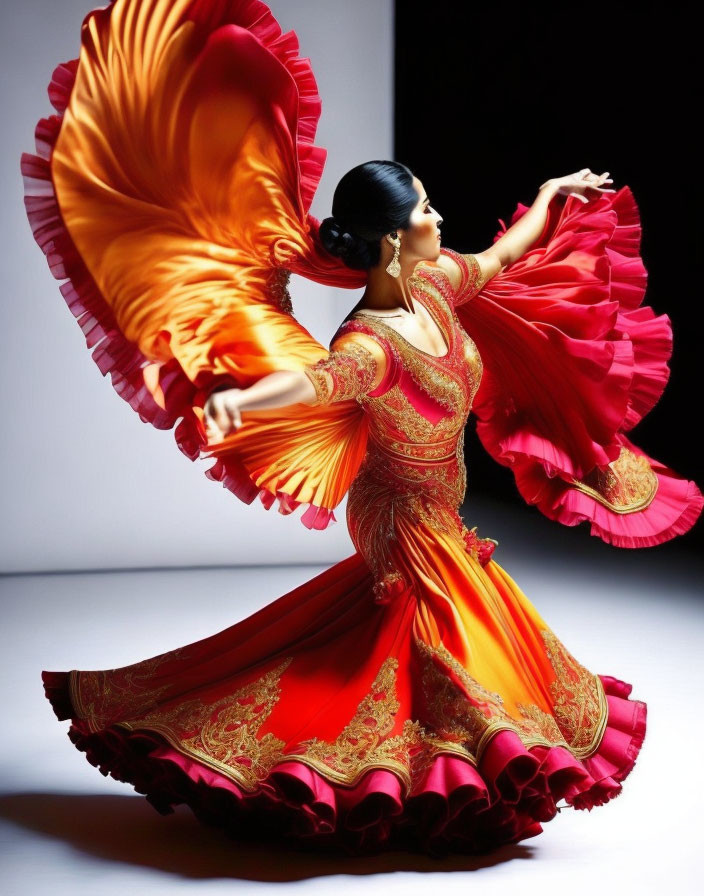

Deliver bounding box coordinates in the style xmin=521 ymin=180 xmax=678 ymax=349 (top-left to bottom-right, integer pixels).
xmin=47 ymin=0 xmax=373 ymax=525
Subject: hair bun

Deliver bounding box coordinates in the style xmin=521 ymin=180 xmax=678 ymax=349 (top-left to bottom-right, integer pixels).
xmin=320 ymin=216 xmax=353 ymax=257
xmin=319 ymin=213 xmax=375 ymax=271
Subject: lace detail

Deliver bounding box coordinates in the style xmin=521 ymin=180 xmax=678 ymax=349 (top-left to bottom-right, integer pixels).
xmin=438 ymin=247 xmax=486 ymax=306
xmin=303 ymin=339 xmax=380 ymax=405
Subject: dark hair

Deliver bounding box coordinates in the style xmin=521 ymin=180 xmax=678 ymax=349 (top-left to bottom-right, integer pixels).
xmin=319 ymin=160 xmax=418 ymax=270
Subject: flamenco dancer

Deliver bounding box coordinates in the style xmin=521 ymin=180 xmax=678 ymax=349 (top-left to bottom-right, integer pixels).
xmin=22 ymin=0 xmax=702 ymax=858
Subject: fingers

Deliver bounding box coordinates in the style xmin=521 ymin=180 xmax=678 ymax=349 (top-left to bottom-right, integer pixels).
xmin=204 ymin=411 xmax=223 ymax=444
xmin=570 ymin=170 xmax=615 ymax=202
xmin=204 ymin=394 xmax=232 ymax=443
xmin=203 ymin=392 xmax=245 ymax=444
xmin=204 ymin=405 xmax=225 ymax=443
xmin=205 ymin=421 xmax=224 ymax=444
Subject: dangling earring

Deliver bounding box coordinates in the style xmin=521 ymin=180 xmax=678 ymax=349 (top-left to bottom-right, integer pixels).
xmin=385 ymin=232 xmax=401 ymax=277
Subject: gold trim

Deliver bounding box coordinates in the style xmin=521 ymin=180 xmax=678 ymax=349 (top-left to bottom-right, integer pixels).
xmin=117 ymin=656 xmax=294 ymax=791
xmin=354 ymin=278 xmax=453 ymax=360
xmin=69 ymin=669 xmax=84 ymax=720
xmin=571 ymin=447 xmax=658 ymax=514
xmin=367 ymin=431 xmax=458 ymax=464
xmin=104 ymin=628 xmax=610 ymax=802
xmin=415 ymin=633 xmax=608 ymax=763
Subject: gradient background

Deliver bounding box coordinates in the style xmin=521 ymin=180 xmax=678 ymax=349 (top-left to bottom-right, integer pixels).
xmin=2 ymin=1 xmax=702 ymax=893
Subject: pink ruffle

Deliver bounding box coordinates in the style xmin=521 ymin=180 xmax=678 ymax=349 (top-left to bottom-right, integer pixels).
xmin=514 ymin=431 xmax=704 ymax=548
xmin=19 ymin=0 xmax=338 ymax=531
xmin=457 ymin=188 xmax=702 ymax=547
xmin=42 ymin=670 xmax=646 ymax=857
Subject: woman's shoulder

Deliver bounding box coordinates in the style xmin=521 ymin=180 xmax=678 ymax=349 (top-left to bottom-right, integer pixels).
xmin=421 ymin=247 xmax=503 ymax=304
xmin=331 ymin=317 xmax=402 ymax=370
xmin=416 ymin=249 xmax=464 ymax=293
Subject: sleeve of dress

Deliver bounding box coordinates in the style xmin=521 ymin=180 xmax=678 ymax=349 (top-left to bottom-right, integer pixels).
xmin=19 ymin=0 xmax=373 ymax=531
xmin=302 ymin=332 xmax=389 ymax=405
xmin=450 ymin=189 xmax=703 ymax=548
xmin=438 ymin=248 xmax=493 ymax=307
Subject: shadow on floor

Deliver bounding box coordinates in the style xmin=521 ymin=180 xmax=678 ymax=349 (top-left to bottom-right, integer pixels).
xmin=0 ymin=791 xmax=535 ymax=879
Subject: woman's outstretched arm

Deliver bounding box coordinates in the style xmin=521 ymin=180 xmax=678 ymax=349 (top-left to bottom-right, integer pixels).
xmin=490 ymin=169 xmax=614 ymax=266
xmin=443 ymin=169 xmax=614 ymax=289
xmin=204 ymin=371 xmax=319 ymax=442
xmin=203 ymin=333 xmax=387 ymax=442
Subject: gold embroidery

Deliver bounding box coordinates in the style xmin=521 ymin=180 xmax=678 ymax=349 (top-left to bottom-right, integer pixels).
xmin=96 ymin=632 xmax=607 ymax=799
xmin=346 ymin=440 xmax=469 ymax=596
xmin=416 ymin=255 xmax=473 ymax=308
xmin=71 ymin=646 xmax=194 ymax=733
xmin=571 ymin=446 xmax=658 ymax=513
xmin=346 ymin=468 xmax=405 ymax=598
xmin=302 ymin=340 xmax=379 ymax=405
xmin=456 ymin=425 xmax=467 ymax=498
xmin=266 ymin=266 xmax=293 ymax=315
xmin=459 ymin=331 xmax=483 ymax=404
xmin=430 ymin=248 xmax=485 ymax=306
xmin=414 ymin=631 xmax=607 ymax=763
xmin=460 ymin=253 xmax=485 ymax=301
xmin=355 ymin=277 xmax=451 ymax=358
xmin=286 ymin=656 xmax=472 ymax=795
xmin=291 ymin=657 xmax=415 ymax=785
xmin=117 ymin=656 xmax=294 ymax=791
xmin=355 ymin=277 xmax=467 ymax=419
xmin=337 ymin=280 xmax=486 ymax=596
xmin=538 ymin=629 xmax=607 ymax=754
xmin=417 ymin=638 xmax=509 ymax=759
xmin=367 ymin=431 xmax=458 ymax=461
xmin=397 ymin=342 xmax=465 ymax=414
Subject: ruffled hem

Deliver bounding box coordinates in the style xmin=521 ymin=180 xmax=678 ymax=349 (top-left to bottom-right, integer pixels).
xmin=41 ymin=669 xmax=646 ymax=857
xmin=528 ymin=431 xmax=704 ymax=548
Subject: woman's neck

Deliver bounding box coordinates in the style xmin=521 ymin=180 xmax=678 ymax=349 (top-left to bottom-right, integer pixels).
xmin=357 ymin=256 xmax=426 ymax=314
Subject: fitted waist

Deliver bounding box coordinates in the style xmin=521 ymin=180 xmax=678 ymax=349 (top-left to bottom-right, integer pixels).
xmin=367 ymin=430 xmax=460 ymax=465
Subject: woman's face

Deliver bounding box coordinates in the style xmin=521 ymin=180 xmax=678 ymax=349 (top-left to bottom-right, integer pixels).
xmin=400 ymin=176 xmax=443 ymax=262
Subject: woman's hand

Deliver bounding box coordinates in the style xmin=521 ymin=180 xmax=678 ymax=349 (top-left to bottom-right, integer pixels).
xmin=539 ymin=169 xmax=615 ymax=203
xmin=203 ymin=387 xmax=245 ymax=442
xmin=203 ymin=370 xmax=320 ymax=445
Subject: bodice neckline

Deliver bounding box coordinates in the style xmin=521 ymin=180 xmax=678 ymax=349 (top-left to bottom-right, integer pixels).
xmin=351 ymin=276 xmax=453 ymax=360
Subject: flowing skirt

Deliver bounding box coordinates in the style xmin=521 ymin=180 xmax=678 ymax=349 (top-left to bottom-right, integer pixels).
xmin=42 ymin=516 xmax=646 ymax=858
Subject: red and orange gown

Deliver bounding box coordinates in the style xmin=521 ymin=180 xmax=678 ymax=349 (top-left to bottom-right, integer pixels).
xmin=23 ymin=0 xmax=702 ymax=857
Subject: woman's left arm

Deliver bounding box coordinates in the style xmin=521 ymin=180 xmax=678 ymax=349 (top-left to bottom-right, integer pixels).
xmin=484 ymin=168 xmax=615 ymax=271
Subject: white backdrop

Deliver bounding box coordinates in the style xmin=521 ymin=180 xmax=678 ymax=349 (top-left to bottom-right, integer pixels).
xmin=2 ymin=0 xmax=393 ymax=573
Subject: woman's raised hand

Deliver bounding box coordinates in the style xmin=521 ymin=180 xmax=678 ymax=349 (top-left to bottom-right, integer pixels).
xmin=540 ymin=169 xmax=615 ymax=203
xmin=204 ymin=388 xmax=245 ymax=443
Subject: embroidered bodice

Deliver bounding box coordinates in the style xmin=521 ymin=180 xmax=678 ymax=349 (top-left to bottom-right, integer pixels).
xmin=303 ymin=250 xmax=493 ymax=601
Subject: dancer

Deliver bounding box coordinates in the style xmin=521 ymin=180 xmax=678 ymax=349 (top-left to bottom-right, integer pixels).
xmin=23 ymin=0 xmax=701 ymax=857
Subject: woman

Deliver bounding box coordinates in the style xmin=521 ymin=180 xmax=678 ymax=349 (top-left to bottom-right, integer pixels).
xmin=26 ymin=0 xmax=701 ymax=858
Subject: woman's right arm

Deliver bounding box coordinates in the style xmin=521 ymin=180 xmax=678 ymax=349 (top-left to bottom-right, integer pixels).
xmin=204 ymin=333 xmax=388 ymax=442
xmin=204 ymin=370 xmax=317 ymax=441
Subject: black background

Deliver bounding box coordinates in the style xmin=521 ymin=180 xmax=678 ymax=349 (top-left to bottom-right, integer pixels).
xmin=395 ymin=0 xmax=702 ymax=550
